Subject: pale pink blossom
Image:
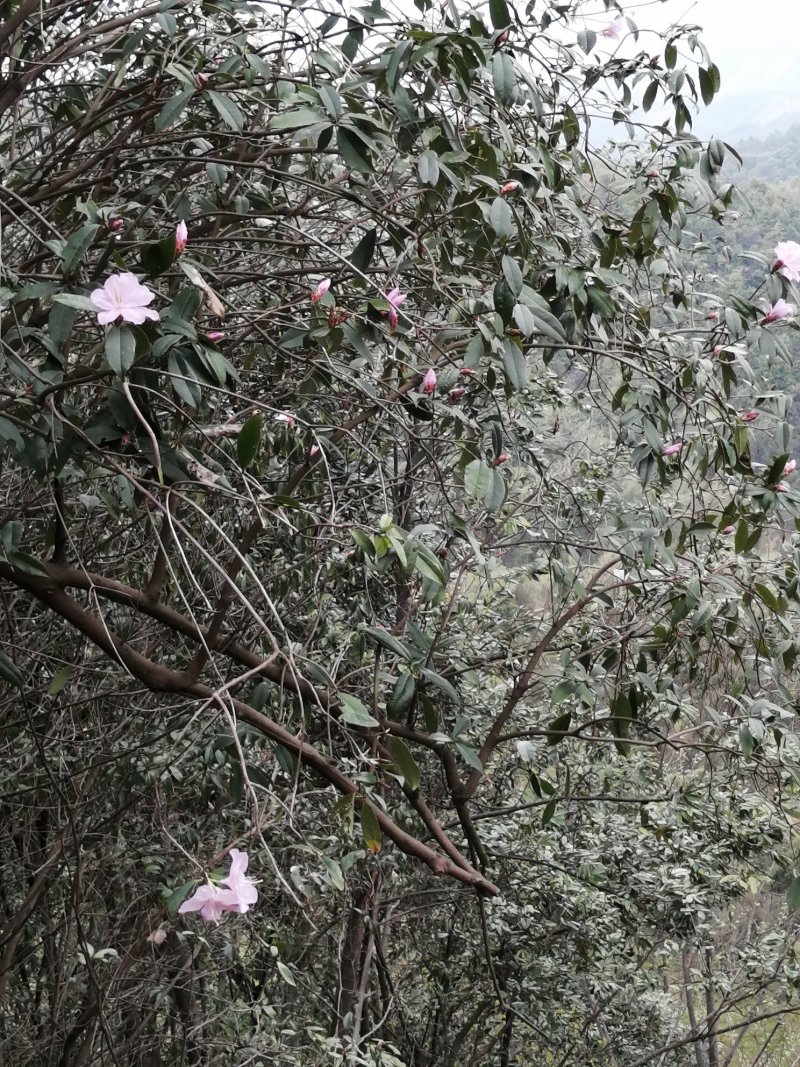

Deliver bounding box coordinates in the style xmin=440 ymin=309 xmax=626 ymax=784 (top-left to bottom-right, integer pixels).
xmin=205 ymin=330 xmax=224 ymax=342
xmin=175 ymin=220 xmax=188 ymax=255
xmin=195 ymin=73 xmax=209 ymax=89
xmin=307 ymin=444 xmax=320 ymax=459
xmin=311 ymin=278 xmax=331 ymax=303
xmin=422 ymin=368 xmax=437 ymax=394
xmin=178 ymin=849 xmax=258 ymax=924
xmin=499 ymin=180 xmax=520 ymax=195
xmin=493 ymin=452 xmax=511 ymax=467
xmin=706 ymin=310 xmax=718 ymax=321
xmin=776 ymin=481 xmax=790 ymax=493
xmin=661 ymin=442 xmax=683 ymax=457
xmin=459 ymin=367 xmax=475 ymax=376
xmin=722 ymin=525 xmax=735 ymax=534
xmin=740 ymin=410 xmax=759 ymax=423
xmin=90 ymin=273 xmax=159 ymax=326
xmin=784 ymin=458 xmax=797 ymax=476
xmin=274 ymin=413 xmax=296 ymax=428
xmin=147 ymin=928 xmax=167 ymax=945
xmin=774 ymin=241 xmax=800 ymax=282
xmin=601 ymin=16 xmax=624 ymax=39
xmin=763 ymin=299 xmax=794 ymax=323
xmin=449 ymin=386 xmax=466 ymax=402
xmin=218 ymin=849 xmax=259 ymax=914
xmin=385 ymin=287 xmax=406 ymax=330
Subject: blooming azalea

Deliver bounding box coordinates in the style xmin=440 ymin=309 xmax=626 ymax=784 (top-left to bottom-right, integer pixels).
xmin=175 ymin=220 xmax=188 ymax=256
xmin=740 ymin=410 xmax=759 ymax=423
xmin=763 ymin=298 xmax=793 ymax=323
xmin=661 ymin=442 xmax=683 ymax=457
xmin=601 ymin=16 xmax=624 ymax=39
xmin=311 ymin=278 xmax=331 ymax=303
xmin=422 ymin=368 xmax=437 ymax=394
xmin=774 ymin=241 xmax=800 ymax=282
xmin=385 ymin=287 xmax=406 ymax=330
xmin=499 ymin=180 xmax=520 ymax=195
xmin=178 ymin=849 xmax=259 ymax=924
xmin=784 ymin=458 xmax=797 ymax=476
xmin=90 ymin=273 xmax=159 ymax=326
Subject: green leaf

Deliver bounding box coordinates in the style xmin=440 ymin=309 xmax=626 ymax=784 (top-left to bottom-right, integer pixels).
xmin=493 ymin=279 xmax=515 ymax=325
xmin=61 ymin=224 xmax=99 ymax=275
xmin=390 ymin=737 xmax=421 ymax=790
xmin=339 ymin=692 xmax=381 ymax=728
xmin=788 ymin=875 xmax=800 ymax=912
xmin=420 ymin=667 xmax=461 ymax=706
xmin=388 ymin=672 xmax=416 ymax=716
xmin=490 ymin=196 xmax=513 ymax=239
xmin=322 ymin=856 xmax=345 ymax=891
xmin=484 ymin=468 xmax=506 ymax=512
xmin=358 ymin=625 xmax=412 ymax=660
xmin=465 ymin=458 xmax=491 ymax=500
xmin=155 ymin=89 xmax=194 ymax=132
xmin=577 ymin=29 xmax=596 ymax=54
xmin=52 ymin=293 xmax=98 ymax=311
xmin=270 ymin=106 xmax=328 ymax=131
xmin=0 ymin=649 xmax=24 ymax=688
xmin=140 ymin=236 xmax=177 ymax=277
xmin=48 ymin=666 xmax=73 ymax=695
xmin=337 ymin=127 xmax=372 ymax=171
xmin=166 ymin=880 xmax=196 ymax=915
xmin=489 ymin=0 xmax=511 ymax=30
xmin=417 ymin=149 xmax=440 ymax=186
xmin=502 ymin=256 xmax=523 ymax=296
xmin=455 ymin=741 xmax=483 ymax=770
xmin=237 ymin=415 xmax=262 ymax=467
xmin=502 ymin=337 xmax=528 ymax=389
xmin=642 ymin=80 xmax=658 ymax=112
xmin=547 ymin=711 xmax=572 ymax=744
xmin=492 ymin=53 xmax=515 ymax=105
xmin=541 ymin=796 xmax=557 ymax=827
xmin=350 ymin=228 xmax=377 ymax=274
xmin=318 ymin=85 xmax=343 ymax=120
xmin=206 ymin=89 xmax=244 ymax=131
xmin=277 ymin=961 xmax=296 ymax=986
xmin=739 ymin=723 xmax=754 ymax=759
xmin=360 ymin=800 xmax=382 ymax=853
xmin=105 ymin=325 xmax=137 ymax=376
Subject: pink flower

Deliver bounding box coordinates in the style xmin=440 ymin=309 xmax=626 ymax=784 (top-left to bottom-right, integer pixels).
xmin=195 ymin=72 xmax=209 ymax=89
xmin=274 ymin=413 xmax=296 ymax=427
xmin=601 ymin=16 xmax=624 ymax=39
xmin=422 ymin=368 xmax=437 ymax=394
xmin=90 ymin=273 xmax=159 ymax=325
xmin=218 ymin=849 xmax=259 ymax=914
xmin=499 ymin=180 xmax=520 ymax=195
xmin=722 ymin=525 xmax=735 ymax=534
xmin=108 ymin=218 xmax=124 ymax=232
xmin=784 ymin=458 xmax=797 ymax=476
xmin=311 ymin=278 xmax=331 ymax=302
xmin=385 ymin=287 xmax=406 ymax=330
xmin=776 ymin=481 xmax=790 ymax=493
xmin=307 ymin=444 xmax=320 ymax=459
xmin=774 ymin=241 xmax=800 ymax=282
xmin=706 ymin=310 xmax=718 ymax=321
xmin=449 ymin=386 xmax=466 ymax=402
xmin=493 ymin=452 xmax=511 ymax=467
xmin=763 ymin=298 xmax=793 ymax=323
xmin=205 ymin=330 xmax=224 ymax=342
xmin=175 ymin=220 xmax=188 ymax=255
xmin=740 ymin=410 xmax=759 ymax=423
xmin=178 ymin=849 xmax=258 ymax=924
xmin=147 ymin=928 xmax=167 ymax=945
xmin=459 ymin=367 xmax=475 ymax=377
xmin=661 ymin=442 xmax=683 ymax=457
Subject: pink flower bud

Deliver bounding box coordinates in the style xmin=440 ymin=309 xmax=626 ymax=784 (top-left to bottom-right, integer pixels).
xmin=422 ymin=368 xmax=437 ymax=394
xmin=449 ymin=386 xmax=466 ymax=402
xmin=712 ymin=346 xmax=722 ymax=357
xmin=499 ymin=180 xmax=520 ymax=195
xmin=459 ymin=367 xmax=475 ymax=377
xmin=311 ymin=278 xmax=331 ymax=303
xmin=274 ymin=413 xmax=296 ymax=428
xmin=740 ymin=410 xmax=759 ymax=423
xmin=646 ymin=170 xmax=659 ymax=178
xmin=307 ymin=445 xmax=320 ymax=459
xmin=205 ymin=330 xmax=224 ymax=342
xmin=706 ymin=310 xmax=718 ymax=321
xmin=108 ymin=217 xmax=124 ymax=232
xmin=784 ymin=458 xmax=797 ymax=476
xmin=776 ymin=481 xmax=790 ymax=493
xmin=661 ymin=442 xmax=683 ymax=457
xmin=722 ymin=525 xmax=735 ymax=534
xmin=175 ymin=220 xmax=188 ymax=255
xmin=147 ymin=928 xmax=167 ymax=945
xmin=493 ymin=452 xmax=511 ymax=467
xmin=195 ymin=73 xmax=209 ymax=89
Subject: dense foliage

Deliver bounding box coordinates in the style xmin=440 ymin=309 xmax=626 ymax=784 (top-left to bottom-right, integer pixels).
xmin=3 ymin=0 xmax=800 ymax=1064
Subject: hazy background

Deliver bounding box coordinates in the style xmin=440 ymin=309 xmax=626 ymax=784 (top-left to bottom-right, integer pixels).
xmin=629 ymin=0 xmax=800 ymax=141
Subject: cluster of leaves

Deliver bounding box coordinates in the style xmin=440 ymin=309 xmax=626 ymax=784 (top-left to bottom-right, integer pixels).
xmin=3 ymin=0 xmax=800 ymax=1064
